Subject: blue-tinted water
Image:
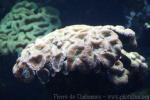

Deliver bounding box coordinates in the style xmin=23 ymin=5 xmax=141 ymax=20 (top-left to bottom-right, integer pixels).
xmin=0 ymin=0 xmax=150 ymax=100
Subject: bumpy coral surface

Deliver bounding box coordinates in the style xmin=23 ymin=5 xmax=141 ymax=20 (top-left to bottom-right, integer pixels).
xmin=13 ymin=25 xmax=148 ymax=85
xmin=0 ymin=0 xmax=61 ymax=55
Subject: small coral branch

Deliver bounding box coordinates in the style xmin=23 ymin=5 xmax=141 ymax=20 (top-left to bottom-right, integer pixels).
xmin=12 ymin=25 xmax=148 ymax=85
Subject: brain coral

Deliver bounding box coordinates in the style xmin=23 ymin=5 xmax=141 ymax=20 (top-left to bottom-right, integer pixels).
xmin=0 ymin=0 xmax=61 ymax=55
xmin=12 ymin=25 xmax=148 ymax=85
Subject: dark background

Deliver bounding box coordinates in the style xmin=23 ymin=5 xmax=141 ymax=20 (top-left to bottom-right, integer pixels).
xmin=0 ymin=0 xmax=126 ymax=26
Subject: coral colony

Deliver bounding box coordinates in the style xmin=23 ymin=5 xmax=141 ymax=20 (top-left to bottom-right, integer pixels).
xmin=0 ymin=1 xmax=61 ymax=55
xmin=13 ymin=25 xmax=148 ymax=85
xmin=126 ymin=0 xmax=150 ymax=37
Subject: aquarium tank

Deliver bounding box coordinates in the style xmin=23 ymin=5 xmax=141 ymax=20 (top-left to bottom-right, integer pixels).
xmin=0 ymin=0 xmax=150 ymax=100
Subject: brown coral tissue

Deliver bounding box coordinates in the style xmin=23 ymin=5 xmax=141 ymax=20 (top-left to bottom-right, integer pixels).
xmin=12 ymin=25 xmax=148 ymax=86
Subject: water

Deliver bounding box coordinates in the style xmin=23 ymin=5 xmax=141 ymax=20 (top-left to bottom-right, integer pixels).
xmin=0 ymin=0 xmax=150 ymax=100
